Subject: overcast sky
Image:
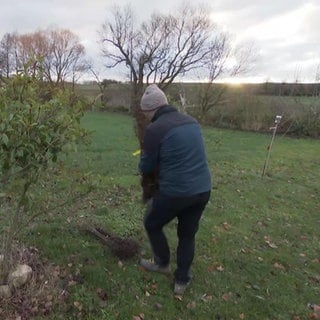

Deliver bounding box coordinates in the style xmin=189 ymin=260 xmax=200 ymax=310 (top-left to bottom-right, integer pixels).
xmin=0 ymin=0 xmax=319 ymax=83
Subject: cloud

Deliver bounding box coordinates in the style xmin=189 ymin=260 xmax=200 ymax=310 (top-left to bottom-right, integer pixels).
xmin=0 ymin=0 xmax=319 ymax=82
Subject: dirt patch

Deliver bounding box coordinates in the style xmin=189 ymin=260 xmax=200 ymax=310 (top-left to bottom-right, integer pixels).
xmin=0 ymin=246 xmax=71 ymax=320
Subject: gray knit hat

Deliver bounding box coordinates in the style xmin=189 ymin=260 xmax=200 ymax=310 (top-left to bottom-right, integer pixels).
xmin=140 ymin=84 xmax=168 ymax=111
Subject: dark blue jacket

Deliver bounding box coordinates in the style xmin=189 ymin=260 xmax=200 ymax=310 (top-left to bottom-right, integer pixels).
xmin=139 ymin=105 xmax=212 ymax=197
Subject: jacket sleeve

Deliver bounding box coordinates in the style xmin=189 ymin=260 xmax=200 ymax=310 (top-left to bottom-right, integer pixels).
xmin=138 ymin=126 xmax=159 ymax=175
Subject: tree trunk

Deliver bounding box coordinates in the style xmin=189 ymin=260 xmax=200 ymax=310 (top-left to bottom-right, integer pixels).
xmin=130 ymin=82 xmax=148 ymax=148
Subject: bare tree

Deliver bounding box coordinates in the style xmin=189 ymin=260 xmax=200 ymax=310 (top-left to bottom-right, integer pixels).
xmin=45 ymin=29 xmax=90 ymax=86
xmin=193 ymin=37 xmax=256 ymax=121
xmin=0 ymin=33 xmax=17 ymax=78
xmin=0 ymin=29 xmax=90 ymax=87
xmin=100 ymin=3 xmax=222 ymax=146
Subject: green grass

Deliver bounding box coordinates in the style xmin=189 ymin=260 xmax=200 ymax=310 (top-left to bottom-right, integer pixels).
xmin=22 ymin=112 xmax=320 ymax=319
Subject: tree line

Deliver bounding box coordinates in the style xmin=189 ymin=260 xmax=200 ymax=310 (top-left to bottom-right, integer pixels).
xmin=0 ymin=29 xmax=90 ymax=88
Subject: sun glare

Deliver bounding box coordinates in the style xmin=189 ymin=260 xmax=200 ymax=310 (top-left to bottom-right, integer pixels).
xmin=217 ymin=76 xmax=265 ymax=85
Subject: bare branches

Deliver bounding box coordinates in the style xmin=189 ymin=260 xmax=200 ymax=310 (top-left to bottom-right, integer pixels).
xmin=99 ymin=3 xmax=218 ymax=87
xmin=0 ymin=29 xmax=90 ymax=85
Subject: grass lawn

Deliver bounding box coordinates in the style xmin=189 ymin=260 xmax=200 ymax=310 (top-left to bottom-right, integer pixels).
xmin=21 ymin=111 xmax=320 ymax=319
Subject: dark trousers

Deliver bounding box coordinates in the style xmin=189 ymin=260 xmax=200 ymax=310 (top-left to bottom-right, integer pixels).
xmin=144 ymin=191 xmax=210 ymax=283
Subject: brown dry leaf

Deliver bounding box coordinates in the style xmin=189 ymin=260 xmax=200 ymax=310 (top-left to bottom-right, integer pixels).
xmin=273 ymin=262 xmax=285 ymax=270
xmin=222 ymin=292 xmax=232 ymax=302
xmin=222 ymin=222 xmax=230 ymax=230
xmin=175 ymin=295 xmax=183 ymax=301
xmin=211 ymin=236 xmax=218 ymax=243
xmin=154 ymin=302 xmax=163 ymax=310
xmin=68 ymin=280 xmax=77 ymax=287
xmin=257 ymin=221 xmax=268 ymax=227
xmin=96 ymin=288 xmax=108 ymax=301
xmin=207 ymin=262 xmax=218 ymax=272
xmin=187 ymin=301 xmax=196 ymax=309
xmin=73 ymin=301 xmax=83 ymax=311
xmin=264 ymin=237 xmax=278 ymax=249
xmin=151 ymin=284 xmax=158 ymax=293
xmin=216 ymin=265 xmax=225 ymax=272
xmin=201 ymin=294 xmax=213 ymax=302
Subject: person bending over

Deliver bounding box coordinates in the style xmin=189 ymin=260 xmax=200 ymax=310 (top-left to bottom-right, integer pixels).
xmin=139 ymin=84 xmax=212 ymax=295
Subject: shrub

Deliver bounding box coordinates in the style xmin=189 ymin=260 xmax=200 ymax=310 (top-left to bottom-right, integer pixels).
xmin=0 ymin=67 xmax=89 ymax=282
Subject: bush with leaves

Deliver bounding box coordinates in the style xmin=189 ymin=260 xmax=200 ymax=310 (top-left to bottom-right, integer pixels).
xmin=0 ymin=67 xmax=89 ymax=283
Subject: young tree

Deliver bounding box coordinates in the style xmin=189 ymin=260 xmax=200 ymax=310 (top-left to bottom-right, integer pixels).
xmin=100 ymin=3 xmax=223 ymax=145
xmin=0 ymin=62 xmax=89 ymax=283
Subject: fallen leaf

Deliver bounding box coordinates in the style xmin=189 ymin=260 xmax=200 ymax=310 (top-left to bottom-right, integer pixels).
xmin=222 ymin=292 xmax=232 ymax=302
xmin=211 ymin=236 xmax=218 ymax=243
xmin=96 ymin=288 xmax=108 ymax=300
xmin=73 ymin=301 xmax=83 ymax=311
xmin=251 ymin=284 xmax=260 ymax=290
xmin=264 ymin=237 xmax=278 ymax=249
xmin=68 ymin=280 xmax=77 ymax=286
xmin=175 ymin=295 xmax=183 ymax=301
xmin=154 ymin=302 xmax=162 ymax=310
xmin=187 ymin=301 xmax=196 ymax=309
xmin=216 ymin=265 xmax=225 ymax=272
xmin=222 ymin=222 xmax=230 ymax=230
xmin=273 ymin=262 xmax=285 ymax=270
xmin=201 ymin=294 xmax=213 ymax=302
xmin=257 ymin=221 xmax=268 ymax=227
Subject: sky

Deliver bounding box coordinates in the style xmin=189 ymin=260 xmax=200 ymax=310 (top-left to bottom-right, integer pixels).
xmin=0 ymin=0 xmax=319 ymax=83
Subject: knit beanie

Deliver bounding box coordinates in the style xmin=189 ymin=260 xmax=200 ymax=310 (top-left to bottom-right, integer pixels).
xmin=140 ymin=84 xmax=168 ymax=111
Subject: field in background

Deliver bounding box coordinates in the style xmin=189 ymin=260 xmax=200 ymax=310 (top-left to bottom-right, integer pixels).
xmin=18 ymin=111 xmax=320 ymax=319
xmin=76 ymin=82 xmax=320 ymax=138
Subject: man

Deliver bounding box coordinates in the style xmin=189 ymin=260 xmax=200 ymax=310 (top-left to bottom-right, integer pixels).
xmin=139 ymin=84 xmax=211 ymax=295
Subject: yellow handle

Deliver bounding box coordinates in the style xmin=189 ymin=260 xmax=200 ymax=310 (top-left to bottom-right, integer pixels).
xmin=132 ymin=149 xmax=141 ymax=156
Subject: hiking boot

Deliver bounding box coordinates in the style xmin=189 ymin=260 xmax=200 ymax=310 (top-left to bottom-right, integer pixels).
xmin=174 ymin=281 xmax=190 ymax=295
xmin=140 ymin=259 xmax=170 ymax=275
